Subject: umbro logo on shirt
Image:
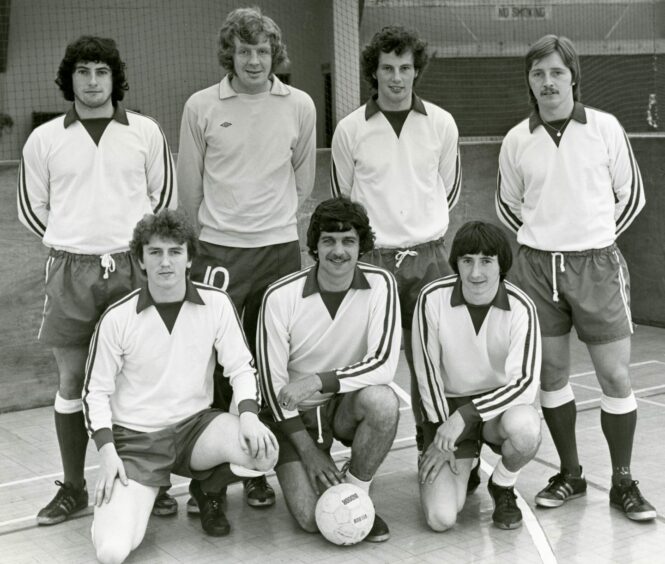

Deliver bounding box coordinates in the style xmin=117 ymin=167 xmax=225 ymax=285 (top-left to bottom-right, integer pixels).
xmin=220 ymin=122 xmax=232 ymax=127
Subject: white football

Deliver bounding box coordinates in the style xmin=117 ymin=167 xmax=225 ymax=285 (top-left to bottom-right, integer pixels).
xmin=315 ymin=483 xmax=375 ymax=545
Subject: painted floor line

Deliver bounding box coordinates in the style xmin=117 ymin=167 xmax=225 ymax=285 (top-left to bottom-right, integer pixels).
xmin=571 ymin=381 xmax=665 ymax=406
xmin=479 ymin=459 xmax=557 ymax=564
xmin=569 ymin=359 xmax=663 ymax=379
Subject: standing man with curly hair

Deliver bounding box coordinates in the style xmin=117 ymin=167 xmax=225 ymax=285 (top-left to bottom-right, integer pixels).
xmin=331 ymin=25 xmax=462 ymax=463
xmin=178 ymin=6 xmax=316 ymax=509
xmin=17 ymin=35 xmax=176 ymax=526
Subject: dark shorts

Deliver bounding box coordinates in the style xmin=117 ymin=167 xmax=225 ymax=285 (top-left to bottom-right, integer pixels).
xmin=39 ymin=249 xmax=144 ymax=347
xmin=361 ymin=237 xmax=452 ymax=328
xmin=260 ymin=395 xmax=353 ymax=468
xmin=509 ymin=244 xmax=633 ymax=344
xmin=113 ymin=408 xmax=223 ymax=488
xmin=191 ymin=240 xmax=301 ymax=409
xmin=422 ymin=396 xmax=502 ymax=460
xmin=191 ymin=240 xmax=301 ymax=352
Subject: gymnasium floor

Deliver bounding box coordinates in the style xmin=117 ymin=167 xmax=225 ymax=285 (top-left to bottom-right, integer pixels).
xmin=0 ymin=326 xmax=663 ymax=563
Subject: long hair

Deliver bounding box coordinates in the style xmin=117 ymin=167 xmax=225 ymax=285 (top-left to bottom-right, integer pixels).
xmin=307 ymin=197 xmax=375 ymax=260
xmin=525 ymin=34 xmax=581 ymax=109
xmin=217 ymin=7 xmax=289 ymax=74
xmin=361 ymin=25 xmax=429 ymax=91
xmin=56 ymin=36 xmax=128 ymax=103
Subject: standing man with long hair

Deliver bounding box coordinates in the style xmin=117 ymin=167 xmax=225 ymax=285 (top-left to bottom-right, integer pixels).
xmin=178 ymin=6 xmax=316 ymax=509
xmin=18 ymin=35 xmax=176 ymax=525
xmin=496 ymin=34 xmax=654 ymax=521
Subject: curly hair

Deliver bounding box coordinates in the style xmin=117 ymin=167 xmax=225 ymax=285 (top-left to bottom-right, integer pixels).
xmin=361 ymin=25 xmax=429 ymax=90
xmin=525 ymin=34 xmax=581 ymax=109
xmin=130 ymin=210 xmax=198 ymax=264
xmin=217 ymin=7 xmax=289 ymax=74
xmin=307 ymin=197 xmax=375 ymax=260
xmin=448 ymin=221 xmax=513 ymax=280
xmin=56 ymin=35 xmax=129 ymax=103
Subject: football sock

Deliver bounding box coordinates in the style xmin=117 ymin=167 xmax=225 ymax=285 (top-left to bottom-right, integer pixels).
xmin=540 ymin=386 xmax=581 ymax=476
xmin=491 ymin=459 xmax=519 ymax=488
xmin=200 ymin=463 xmax=239 ymax=494
xmin=345 ymin=469 xmax=371 ymax=494
xmin=54 ymin=393 xmax=88 ymax=490
xmin=600 ymin=393 xmax=637 ymax=487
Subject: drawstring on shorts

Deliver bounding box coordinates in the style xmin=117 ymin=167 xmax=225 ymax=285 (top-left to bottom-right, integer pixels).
xmin=100 ymin=253 xmax=117 ymax=280
xmin=394 ymin=249 xmax=417 ymax=269
xmin=315 ymin=405 xmax=324 ymax=444
xmin=550 ymin=252 xmax=565 ymax=302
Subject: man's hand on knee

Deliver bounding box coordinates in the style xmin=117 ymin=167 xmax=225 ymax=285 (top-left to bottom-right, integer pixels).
xmin=419 ymin=443 xmax=458 ymax=484
xmin=96 ymin=443 xmax=128 ymax=506
xmin=434 ymin=412 xmax=464 ymax=454
xmin=300 ymin=448 xmax=343 ymax=495
xmin=238 ymin=412 xmax=279 ymax=460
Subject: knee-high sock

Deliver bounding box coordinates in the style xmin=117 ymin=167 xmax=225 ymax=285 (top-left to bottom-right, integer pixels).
xmin=54 ymin=393 xmax=88 ymax=489
xmin=540 ymin=386 xmax=581 ymax=476
xmin=600 ymin=393 xmax=637 ymax=486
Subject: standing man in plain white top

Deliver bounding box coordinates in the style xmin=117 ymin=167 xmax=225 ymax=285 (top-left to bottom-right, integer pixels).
xmin=177 ymin=6 xmax=316 ymax=508
xmin=331 ymin=25 xmax=461 ymax=460
xmin=496 ymin=34 xmax=654 ymax=521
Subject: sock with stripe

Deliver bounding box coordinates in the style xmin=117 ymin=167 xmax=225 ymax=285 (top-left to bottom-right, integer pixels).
xmin=540 ymin=386 xmax=581 ymax=476
xmin=600 ymin=393 xmax=637 ymax=487
xmin=54 ymin=393 xmax=88 ymax=490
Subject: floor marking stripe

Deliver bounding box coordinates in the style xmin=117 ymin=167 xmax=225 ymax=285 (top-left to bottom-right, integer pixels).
xmin=569 ymin=359 xmax=663 ymax=379
xmin=0 ymin=465 xmax=101 ymax=489
xmin=479 ymin=459 xmax=557 ymax=564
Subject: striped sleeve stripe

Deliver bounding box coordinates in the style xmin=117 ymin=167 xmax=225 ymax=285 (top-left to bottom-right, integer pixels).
xmin=257 ymin=268 xmax=311 ymax=422
xmin=17 ymin=158 xmax=47 ymax=237
xmin=127 ymin=110 xmax=175 ymax=212
xmin=332 ymin=264 xmax=398 ymax=380
xmin=495 ymin=170 xmax=522 ymax=232
xmin=155 ymin=136 xmax=175 ymax=211
xmin=414 ymin=277 xmax=456 ymax=423
xmin=82 ymin=289 xmax=140 ymax=435
xmin=446 ymin=148 xmax=462 ymax=209
xmin=195 ymin=282 xmax=260 ymax=404
xmin=615 ymin=129 xmax=644 ymax=234
xmin=330 ymin=158 xmax=342 ymax=198
xmin=473 ymin=283 xmax=539 ymax=418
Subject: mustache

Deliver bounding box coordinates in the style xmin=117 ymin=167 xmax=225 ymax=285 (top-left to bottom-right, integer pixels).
xmin=541 ymin=86 xmax=559 ymax=95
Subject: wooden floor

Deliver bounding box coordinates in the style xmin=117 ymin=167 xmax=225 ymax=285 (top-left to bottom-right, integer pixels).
xmin=0 ymin=325 xmax=663 ymax=563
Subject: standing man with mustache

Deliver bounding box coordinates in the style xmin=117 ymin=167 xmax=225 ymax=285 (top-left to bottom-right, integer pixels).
xmin=496 ymin=34 xmax=655 ymax=521
xmin=331 ymin=25 xmax=462 ymax=464
xmin=177 ymin=6 xmax=316 ymax=509
xmin=18 ymin=35 xmax=176 ymax=526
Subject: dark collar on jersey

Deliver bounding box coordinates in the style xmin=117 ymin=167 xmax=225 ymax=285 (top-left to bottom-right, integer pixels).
xmin=450 ymin=277 xmax=511 ymax=311
xmin=136 ymin=279 xmax=205 ymax=313
xmin=365 ymin=93 xmax=427 ymax=120
xmin=529 ymin=101 xmax=587 ymax=133
xmin=64 ymin=104 xmax=129 ymax=128
xmin=302 ymin=265 xmax=371 ymax=297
